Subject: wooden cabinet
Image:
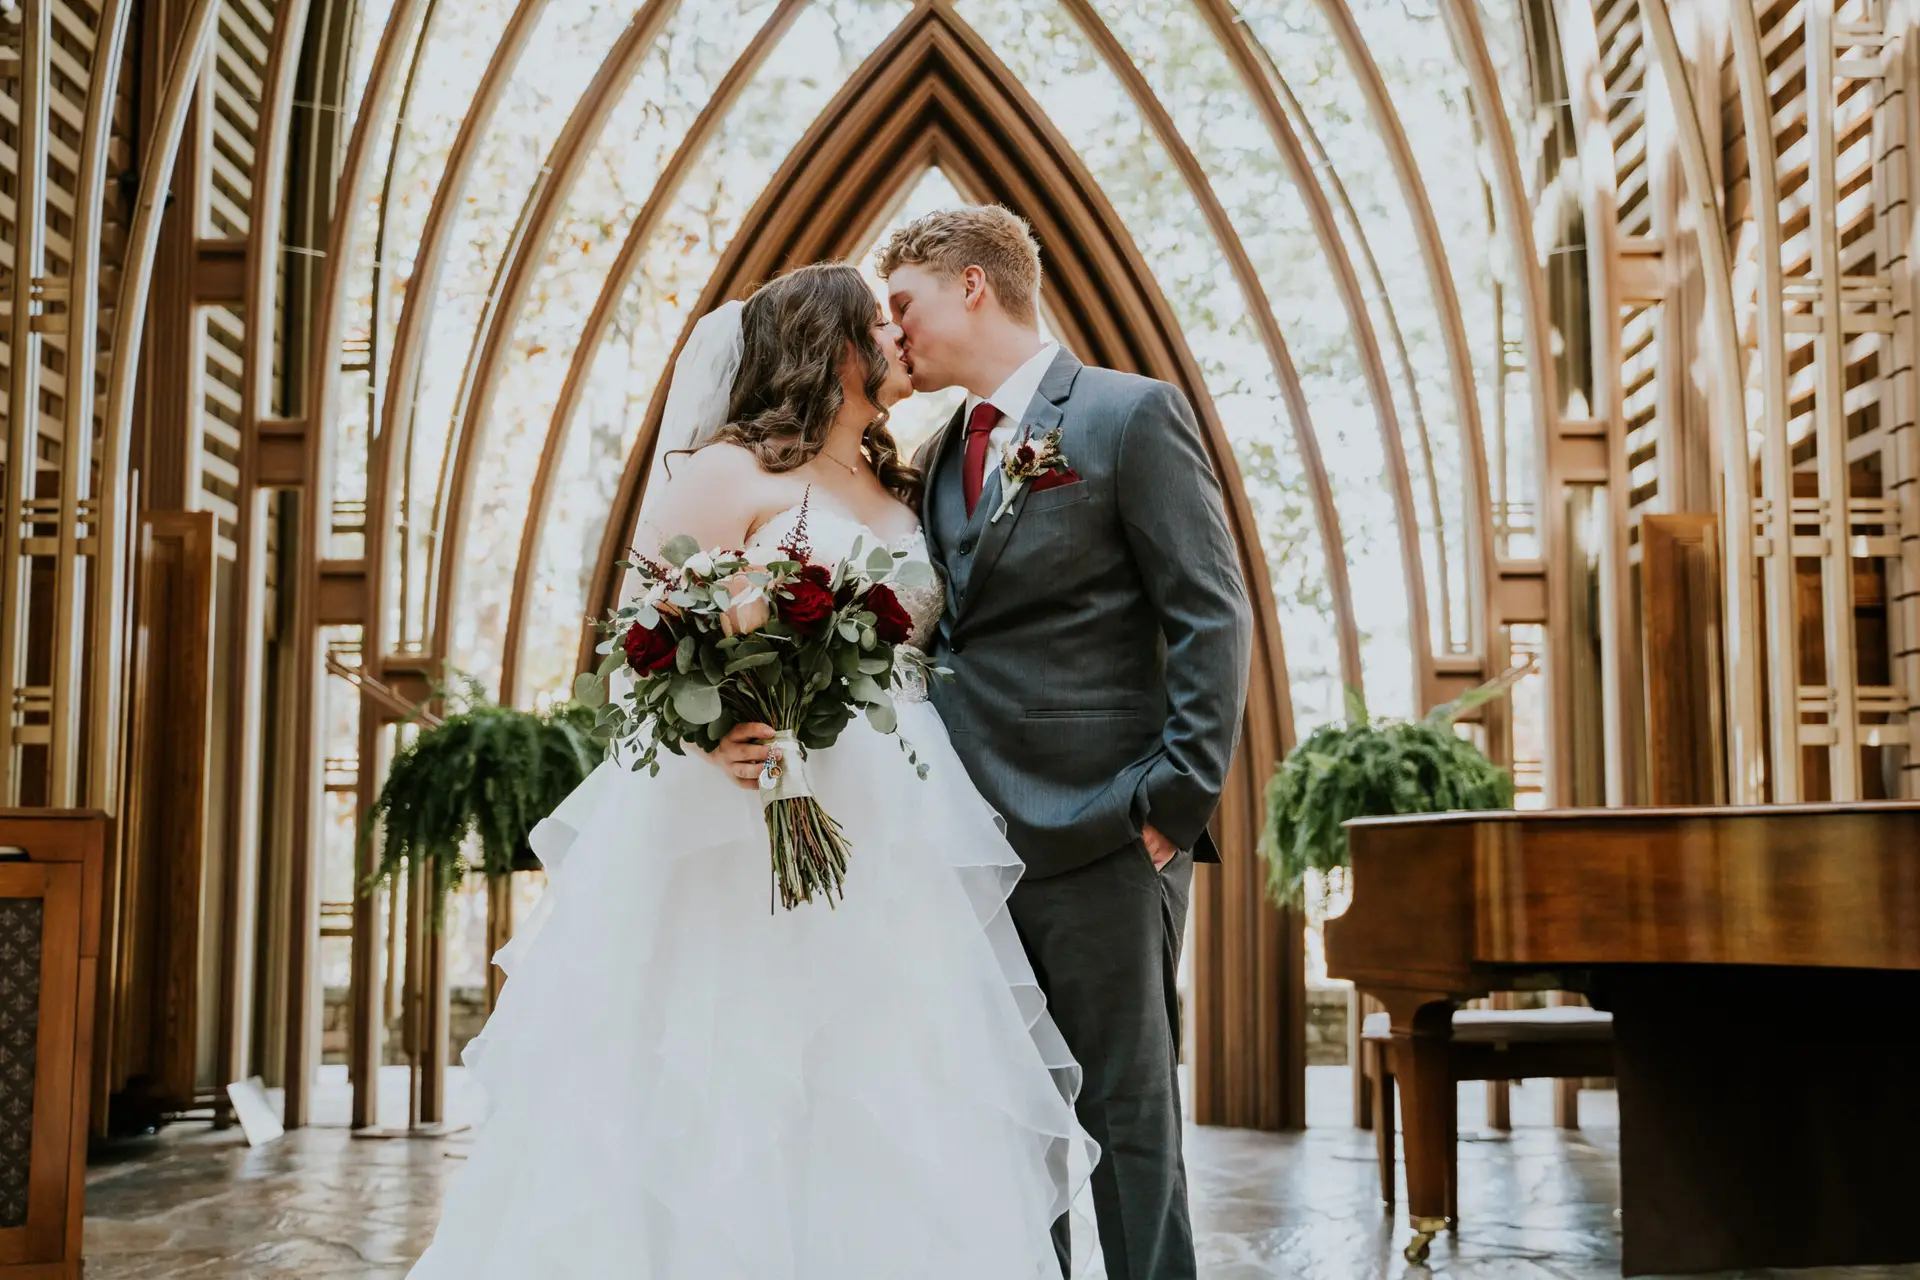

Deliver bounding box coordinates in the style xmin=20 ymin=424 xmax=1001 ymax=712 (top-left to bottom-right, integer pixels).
xmin=0 ymin=812 xmax=105 ymax=1279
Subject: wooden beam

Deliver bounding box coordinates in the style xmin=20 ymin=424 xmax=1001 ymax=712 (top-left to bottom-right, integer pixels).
xmin=1495 ymin=561 xmax=1550 ymax=625
xmin=222 ymin=0 xmax=315 ymax=1116
xmin=317 ymin=560 xmax=368 ymax=626
xmin=252 ymin=417 xmax=311 ymax=487
xmin=1554 ymin=418 xmax=1611 ymax=485
xmin=93 ymin=0 xmax=223 ymax=816
xmin=50 ymin=0 xmax=135 ymax=811
xmin=192 ymin=238 xmax=248 ymax=303
xmin=291 ymin=0 xmax=432 ymax=1131
xmin=1640 ymin=0 xmax=1768 ymax=802
xmin=1440 ymin=0 xmax=1572 ymax=805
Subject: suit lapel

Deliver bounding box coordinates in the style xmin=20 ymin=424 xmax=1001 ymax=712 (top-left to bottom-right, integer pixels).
xmin=919 ymin=401 xmax=967 ymax=563
xmin=957 ymin=348 xmax=1082 ymax=622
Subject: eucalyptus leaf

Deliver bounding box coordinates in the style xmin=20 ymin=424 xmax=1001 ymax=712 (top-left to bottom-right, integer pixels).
xmin=596 ymin=648 xmax=624 ymax=678
xmin=572 ymin=672 xmax=606 ymax=709
xmin=891 ymin=559 xmax=934 ymax=590
xmin=661 ymin=534 xmax=700 ymax=567
xmin=856 ymin=656 xmax=891 ymax=676
xmin=671 ymin=678 xmax=723 ymax=725
xmin=847 ymin=673 xmax=885 ymax=704
xmin=864 ymin=698 xmax=897 ymax=734
xmin=866 ymin=545 xmax=894 ymax=577
xmin=725 ymin=651 xmax=779 ymax=674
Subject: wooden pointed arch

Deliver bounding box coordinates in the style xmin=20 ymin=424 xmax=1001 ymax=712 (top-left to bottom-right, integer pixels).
xmin=577 ymin=0 xmax=1305 ymax=1128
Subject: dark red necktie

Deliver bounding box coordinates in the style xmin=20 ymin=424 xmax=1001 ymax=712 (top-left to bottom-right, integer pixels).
xmin=961 ymin=400 xmax=999 ymax=517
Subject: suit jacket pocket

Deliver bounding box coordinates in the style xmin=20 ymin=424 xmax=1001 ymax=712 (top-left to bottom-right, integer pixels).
xmin=1022 ymin=480 xmax=1091 ymax=514
xmin=1017 ymin=709 xmax=1149 ymax=759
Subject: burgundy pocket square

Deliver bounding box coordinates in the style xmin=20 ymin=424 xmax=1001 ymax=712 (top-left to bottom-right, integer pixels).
xmin=1029 ymin=468 xmax=1082 ymax=494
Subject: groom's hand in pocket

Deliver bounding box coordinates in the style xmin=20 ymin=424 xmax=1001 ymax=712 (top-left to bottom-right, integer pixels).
xmin=709 ymin=722 xmax=776 ymax=790
xmin=1142 ymin=823 xmax=1179 ymax=870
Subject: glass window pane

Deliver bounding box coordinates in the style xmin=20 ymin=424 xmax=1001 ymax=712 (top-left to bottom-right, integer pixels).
xmin=958 ymin=0 xmax=1348 ymax=733
xmin=392 ymin=0 xmax=641 ymax=653
xmin=329 ymin=11 xmax=429 ymax=560
xmin=1238 ymin=0 xmax=1477 ymax=660
xmin=510 ymin=0 xmax=918 ymax=703
xmin=1340 ymin=0 xmax=1540 ymax=560
xmin=448 ymin=0 xmax=787 ymax=696
xmin=1086 ymin=0 xmax=1417 ymax=718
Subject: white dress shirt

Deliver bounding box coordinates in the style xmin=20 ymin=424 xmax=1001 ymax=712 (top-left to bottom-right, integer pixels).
xmin=964 ymin=341 xmax=1060 ymax=458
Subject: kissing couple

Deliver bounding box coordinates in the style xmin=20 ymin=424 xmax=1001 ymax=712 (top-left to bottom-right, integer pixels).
xmin=409 ymin=205 xmax=1252 ymax=1279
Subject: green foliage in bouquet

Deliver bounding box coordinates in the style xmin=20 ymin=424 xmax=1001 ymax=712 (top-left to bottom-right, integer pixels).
xmin=575 ymin=499 xmax=942 ymax=911
xmin=1258 ymin=676 xmax=1520 ymax=908
xmin=362 ymin=677 xmax=605 ymax=925
xmin=573 ymin=524 xmax=937 ymax=772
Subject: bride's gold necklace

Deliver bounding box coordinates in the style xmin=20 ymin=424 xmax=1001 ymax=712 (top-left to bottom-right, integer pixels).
xmin=819 ymin=446 xmax=865 ymax=477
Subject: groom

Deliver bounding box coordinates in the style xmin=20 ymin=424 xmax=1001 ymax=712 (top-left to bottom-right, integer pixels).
xmin=880 ymin=206 xmax=1252 ymax=1279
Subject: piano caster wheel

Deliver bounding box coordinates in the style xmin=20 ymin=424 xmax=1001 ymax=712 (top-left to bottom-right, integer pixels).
xmin=1405 ymin=1216 xmax=1447 ymax=1265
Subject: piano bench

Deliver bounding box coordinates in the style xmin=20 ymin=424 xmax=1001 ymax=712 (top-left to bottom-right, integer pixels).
xmin=1360 ymin=1008 xmax=1616 ymax=1215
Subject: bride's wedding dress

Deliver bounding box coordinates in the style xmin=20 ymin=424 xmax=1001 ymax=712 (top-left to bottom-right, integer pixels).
xmin=409 ymin=502 xmax=1093 ymax=1279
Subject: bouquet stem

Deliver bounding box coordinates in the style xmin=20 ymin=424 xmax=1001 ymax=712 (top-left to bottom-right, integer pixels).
xmin=759 ymin=730 xmax=850 ymax=910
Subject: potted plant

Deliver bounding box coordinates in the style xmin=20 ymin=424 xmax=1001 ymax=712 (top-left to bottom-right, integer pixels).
xmin=1258 ymin=675 xmax=1521 ymax=908
xmin=362 ymin=678 xmax=605 ymax=924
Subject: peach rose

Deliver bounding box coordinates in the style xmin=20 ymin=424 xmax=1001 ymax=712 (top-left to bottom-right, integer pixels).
xmin=718 ymin=571 xmax=770 ymax=636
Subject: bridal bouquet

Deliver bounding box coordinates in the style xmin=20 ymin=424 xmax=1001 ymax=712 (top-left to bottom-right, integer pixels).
xmin=575 ymin=498 xmax=940 ymax=910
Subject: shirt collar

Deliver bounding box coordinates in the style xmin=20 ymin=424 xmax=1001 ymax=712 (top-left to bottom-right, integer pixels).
xmin=964 ymin=341 xmax=1059 ymax=428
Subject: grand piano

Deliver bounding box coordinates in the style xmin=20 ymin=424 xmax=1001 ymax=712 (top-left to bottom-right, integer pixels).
xmin=1327 ymin=801 xmax=1920 ymax=1276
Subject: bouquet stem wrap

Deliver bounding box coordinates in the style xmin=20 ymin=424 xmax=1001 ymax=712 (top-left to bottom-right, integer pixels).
xmin=758 ymin=729 xmax=850 ymax=911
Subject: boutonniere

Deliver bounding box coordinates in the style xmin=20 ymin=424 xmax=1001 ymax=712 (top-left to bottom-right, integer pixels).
xmin=992 ymin=426 xmax=1071 ymax=523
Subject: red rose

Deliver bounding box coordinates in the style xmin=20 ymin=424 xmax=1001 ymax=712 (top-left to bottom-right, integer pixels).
xmin=779 ymin=573 xmax=836 ymax=634
xmin=622 ymin=620 xmax=677 ymax=674
xmin=866 ymin=584 xmax=913 ymax=646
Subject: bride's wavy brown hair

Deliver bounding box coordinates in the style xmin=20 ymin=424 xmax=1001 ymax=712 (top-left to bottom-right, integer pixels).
xmin=703 ymin=262 xmax=921 ymax=505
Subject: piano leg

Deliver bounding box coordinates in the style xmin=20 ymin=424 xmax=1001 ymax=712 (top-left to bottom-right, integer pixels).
xmin=1382 ymin=993 xmax=1456 ymax=1263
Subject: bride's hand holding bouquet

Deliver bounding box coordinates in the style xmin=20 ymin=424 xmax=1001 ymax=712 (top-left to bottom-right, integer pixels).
xmin=575 ymin=495 xmax=939 ymax=911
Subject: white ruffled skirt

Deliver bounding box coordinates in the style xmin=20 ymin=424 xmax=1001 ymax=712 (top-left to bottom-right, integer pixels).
xmin=407 ymin=701 xmax=1093 ymax=1279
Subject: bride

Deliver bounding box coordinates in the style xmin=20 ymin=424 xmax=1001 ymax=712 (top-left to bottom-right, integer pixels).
xmin=408 ymin=263 xmax=1092 ymax=1278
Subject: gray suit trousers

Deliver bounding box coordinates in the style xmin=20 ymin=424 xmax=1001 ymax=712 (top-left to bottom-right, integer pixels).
xmin=1013 ymin=841 xmax=1196 ymax=1280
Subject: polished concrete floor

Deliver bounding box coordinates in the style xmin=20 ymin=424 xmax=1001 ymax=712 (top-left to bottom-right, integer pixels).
xmin=81 ymin=1066 xmax=1915 ymax=1279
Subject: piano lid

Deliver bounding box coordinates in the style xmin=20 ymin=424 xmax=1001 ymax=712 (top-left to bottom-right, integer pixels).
xmin=1329 ymin=802 xmax=1920 ymax=988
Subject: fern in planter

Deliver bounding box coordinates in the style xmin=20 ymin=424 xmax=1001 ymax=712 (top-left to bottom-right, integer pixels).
xmin=362 ymin=680 xmax=605 ymax=925
xmin=1259 ymin=676 xmax=1521 ymax=908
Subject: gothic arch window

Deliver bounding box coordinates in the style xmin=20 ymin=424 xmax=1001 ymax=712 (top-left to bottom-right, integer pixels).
xmin=283 ymin=0 xmax=1581 ymax=1129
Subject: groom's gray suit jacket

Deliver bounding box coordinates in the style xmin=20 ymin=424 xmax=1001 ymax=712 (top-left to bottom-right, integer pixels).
xmin=920 ymin=348 xmax=1252 ymax=880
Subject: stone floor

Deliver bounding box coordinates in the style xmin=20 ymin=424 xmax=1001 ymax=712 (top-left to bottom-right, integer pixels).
xmin=80 ymin=1066 xmax=1916 ymax=1279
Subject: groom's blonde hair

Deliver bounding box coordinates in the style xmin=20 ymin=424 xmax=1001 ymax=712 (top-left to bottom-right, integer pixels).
xmin=877 ymin=205 xmax=1042 ymax=325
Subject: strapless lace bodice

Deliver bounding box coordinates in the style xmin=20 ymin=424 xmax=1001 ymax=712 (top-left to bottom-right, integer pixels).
xmin=746 ymin=500 xmax=946 ymax=655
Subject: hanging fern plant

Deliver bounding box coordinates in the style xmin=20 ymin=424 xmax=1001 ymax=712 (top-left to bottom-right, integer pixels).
xmin=1259 ymin=674 xmax=1522 ymax=908
xmin=362 ymin=678 xmax=605 ymax=925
